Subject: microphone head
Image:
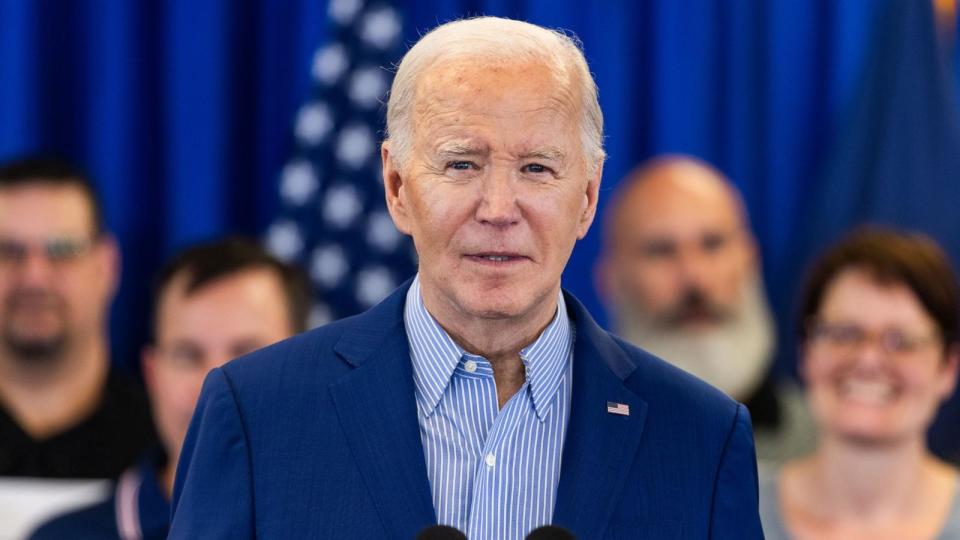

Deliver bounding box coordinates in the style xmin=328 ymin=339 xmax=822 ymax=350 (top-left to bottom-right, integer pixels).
xmin=525 ymin=525 xmax=577 ymax=539
xmin=416 ymin=525 xmax=468 ymax=540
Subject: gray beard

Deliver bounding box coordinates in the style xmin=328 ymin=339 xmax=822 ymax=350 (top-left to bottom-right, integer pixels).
xmin=612 ymin=277 xmax=775 ymax=401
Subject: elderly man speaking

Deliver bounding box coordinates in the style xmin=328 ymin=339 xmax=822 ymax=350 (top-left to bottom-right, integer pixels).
xmin=169 ymin=17 xmax=762 ymax=539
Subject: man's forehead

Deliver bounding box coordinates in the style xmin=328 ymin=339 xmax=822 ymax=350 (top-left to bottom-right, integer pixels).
xmin=413 ymin=57 xmax=577 ymax=117
xmin=612 ymin=186 xmax=746 ymax=251
xmin=626 ymin=171 xmax=744 ymax=226
xmin=162 ymin=267 xmax=282 ymax=305
xmin=418 ymin=55 xmax=565 ymax=86
xmin=0 ymin=184 xmax=96 ymax=236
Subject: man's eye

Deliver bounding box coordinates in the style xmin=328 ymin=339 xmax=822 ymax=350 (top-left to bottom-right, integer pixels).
xmin=0 ymin=241 xmax=26 ymax=261
xmin=522 ymin=163 xmax=550 ymax=174
xmin=447 ymin=161 xmax=474 ymax=171
xmin=640 ymin=241 xmax=675 ymax=259
xmin=166 ymin=346 xmax=205 ymax=368
xmin=701 ymin=233 xmax=728 ymax=253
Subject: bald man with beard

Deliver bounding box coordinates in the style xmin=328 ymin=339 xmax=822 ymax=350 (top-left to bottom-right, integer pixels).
xmin=598 ymin=155 xmax=815 ymax=464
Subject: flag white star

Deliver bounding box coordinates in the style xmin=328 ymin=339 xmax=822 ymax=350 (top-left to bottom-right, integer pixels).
xmin=329 ymin=0 xmax=363 ymax=25
xmin=356 ymin=266 xmax=396 ymax=307
xmin=311 ymin=244 xmax=350 ymax=288
xmin=312 ymin=43 xmax=349 ymax=85
xmin=348 ymin=66 xmax=388 ymax=109
xmin=366 ymin=211 xmax=402 ymax=252
xmin=335 ymin=124 xmax=375 ymax=169
xmin=265 ymin=221 xmax=304 ymax=261
xmin=280 ymin=160 xmax=319 ymax=206
xmin=361 ymin=7 xmax=401 ymax=49
xmin=295 ymin=103 xmax=334 ymax=145
xmin=322 ymin=184 xmax=364 ymax=228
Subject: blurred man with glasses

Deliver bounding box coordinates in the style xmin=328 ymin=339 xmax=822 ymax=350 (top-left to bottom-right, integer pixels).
xmin=0 ymin=156 xmax=154 ymax=536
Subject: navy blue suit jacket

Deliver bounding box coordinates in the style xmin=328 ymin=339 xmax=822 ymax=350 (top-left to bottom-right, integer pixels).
xmin=169 ymin=283 xmax=763 ymax=539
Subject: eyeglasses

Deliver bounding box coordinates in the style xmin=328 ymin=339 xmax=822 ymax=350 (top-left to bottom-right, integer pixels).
xmin=0 ymin=237 xmax=94 ymax=268
xmin=807 ymin=319 xmax=940 ymax=359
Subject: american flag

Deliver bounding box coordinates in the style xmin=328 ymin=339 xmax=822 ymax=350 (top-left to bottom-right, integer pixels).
xmin=265 ymin=0 xmax=416 ymax=327
xmin=606 ymin=402 xmax=630 ymax=416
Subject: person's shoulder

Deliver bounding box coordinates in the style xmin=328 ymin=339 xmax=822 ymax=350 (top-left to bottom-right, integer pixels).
xmin=206 ymin=297 xmax=408 ymax=417
xmin=224 ymin=307 xmax=398 ymax=380
xmin=937 ymin=466 xmax=960 ymax=538
xmin=610 ymin=333 xmax=740 ymax=417
xmin=28 ymin=496 xmax=118 ymax=539
xmin=563 ymin=290 xmax=741 ymax=425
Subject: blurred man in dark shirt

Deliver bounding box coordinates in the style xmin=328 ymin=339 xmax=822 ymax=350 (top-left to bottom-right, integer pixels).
xmin=0 ymin=156 xmax=154 ymax=479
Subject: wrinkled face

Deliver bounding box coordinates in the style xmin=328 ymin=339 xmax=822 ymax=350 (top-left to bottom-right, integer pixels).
xmin=142 ymin=269 xmax=295 ymax=463
xmin=0 ymin=185 xmax=117 ymax=363
xmin=383 ymin=60 xmax=600 ymax=326
xmin=802 ymin=268 xmax=958 ymax=446
xmin=604 ymin=172 xmax=753 ymax=331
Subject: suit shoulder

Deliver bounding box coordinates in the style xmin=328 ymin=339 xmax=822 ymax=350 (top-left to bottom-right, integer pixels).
xmin=215 ymin=309 xmax=407 ymax=407
xmin=610 ymin=334 xmax=741 ymax=420
xmin=221 ymin=313 xmax=364 ymax=381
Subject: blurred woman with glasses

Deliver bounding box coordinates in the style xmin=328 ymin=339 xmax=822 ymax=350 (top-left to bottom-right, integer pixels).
xmin=760 ymin=226 xmax=960 ymax=540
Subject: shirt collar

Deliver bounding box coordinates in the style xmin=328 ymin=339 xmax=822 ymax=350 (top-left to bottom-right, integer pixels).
xmin=404 ymin=274 xmax=572 ymax=422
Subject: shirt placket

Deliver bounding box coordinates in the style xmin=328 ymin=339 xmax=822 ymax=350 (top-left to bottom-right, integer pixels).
xmin=466 ymin=373 xmax=532 ymax=539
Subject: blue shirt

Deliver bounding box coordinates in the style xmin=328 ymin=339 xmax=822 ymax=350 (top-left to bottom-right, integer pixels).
xmin=404 ymin=276 xmax=574 ymax=539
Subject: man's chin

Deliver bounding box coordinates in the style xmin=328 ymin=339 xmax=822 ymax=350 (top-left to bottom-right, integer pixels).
xmin=461 ymin=299 xmax=528 ymax=320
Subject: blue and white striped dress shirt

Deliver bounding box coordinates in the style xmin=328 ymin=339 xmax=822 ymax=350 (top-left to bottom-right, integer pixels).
xmin=404 ymin=276 xmax=574 ymax=539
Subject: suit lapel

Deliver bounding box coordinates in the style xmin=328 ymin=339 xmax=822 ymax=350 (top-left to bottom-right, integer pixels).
xmin=328 ymin=284 xmax=437 ymax=538
xmin=553 ymin=294 xmax=649 ymax=539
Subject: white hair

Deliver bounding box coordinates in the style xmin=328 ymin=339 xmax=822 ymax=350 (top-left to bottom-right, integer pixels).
xmin=385 ymin=17 xmax=605 ymax=175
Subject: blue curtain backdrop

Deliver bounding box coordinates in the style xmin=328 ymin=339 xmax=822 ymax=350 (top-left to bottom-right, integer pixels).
xmin=1 ymin=1 xmax=956 ymax=392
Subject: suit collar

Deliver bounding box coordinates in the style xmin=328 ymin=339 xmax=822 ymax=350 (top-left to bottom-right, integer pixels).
xmin=553 ymin=292 xmax=650 ymax=539
xmin=328 ymin=279 xmax=437 ymax=538
xmin=331 ymin=277 xmax=413 ymax=368
xmin=403 ymin=277 xmax=465 ymax=417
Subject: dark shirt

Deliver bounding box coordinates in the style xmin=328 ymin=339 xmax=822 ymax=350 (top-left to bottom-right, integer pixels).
xmin=29 ymin=454 xmax=170 ymax=540
xmin=0 ymin=372 xmax=155 ymax=478
xmin=744 ymin=373 xmax=782 ymax=430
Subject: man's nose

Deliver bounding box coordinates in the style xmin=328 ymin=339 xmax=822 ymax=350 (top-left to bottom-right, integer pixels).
xmin=475 ymin=169 xmax=521 ymax=227
xmin=676 ymin=246 xmax=711 ymax=289
xmin=15 ymin=249 xmax=56 ymax=285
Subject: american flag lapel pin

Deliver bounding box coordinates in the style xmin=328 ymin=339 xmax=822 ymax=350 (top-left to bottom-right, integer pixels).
xmin=606 ymin=401 xmax=630 ymax=416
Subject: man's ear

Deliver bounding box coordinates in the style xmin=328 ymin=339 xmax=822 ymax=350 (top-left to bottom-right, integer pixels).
xmin=381 ymin=141 xmax=412 ymax=235
xmin=576 ymin=162 xmax=603 ymax=239
xmin=95 ymin=233 xmax=121 ymax=299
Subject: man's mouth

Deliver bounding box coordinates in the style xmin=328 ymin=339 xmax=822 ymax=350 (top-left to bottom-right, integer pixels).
xmin=465 ymin=253 xmax=528 ymax=264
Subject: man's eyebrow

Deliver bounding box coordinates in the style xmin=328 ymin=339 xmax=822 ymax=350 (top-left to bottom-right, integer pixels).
xmin=520 ymin=148 xmax=566 ymax=162
xmin=436 ymin=142 xmax=488 ymax=158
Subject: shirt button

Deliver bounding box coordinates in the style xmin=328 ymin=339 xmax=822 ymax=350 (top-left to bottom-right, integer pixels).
xmin=464 ymin=360 xmax=477 ymax=373
xmin=485 ymin=453 xmax=496 ymax=467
